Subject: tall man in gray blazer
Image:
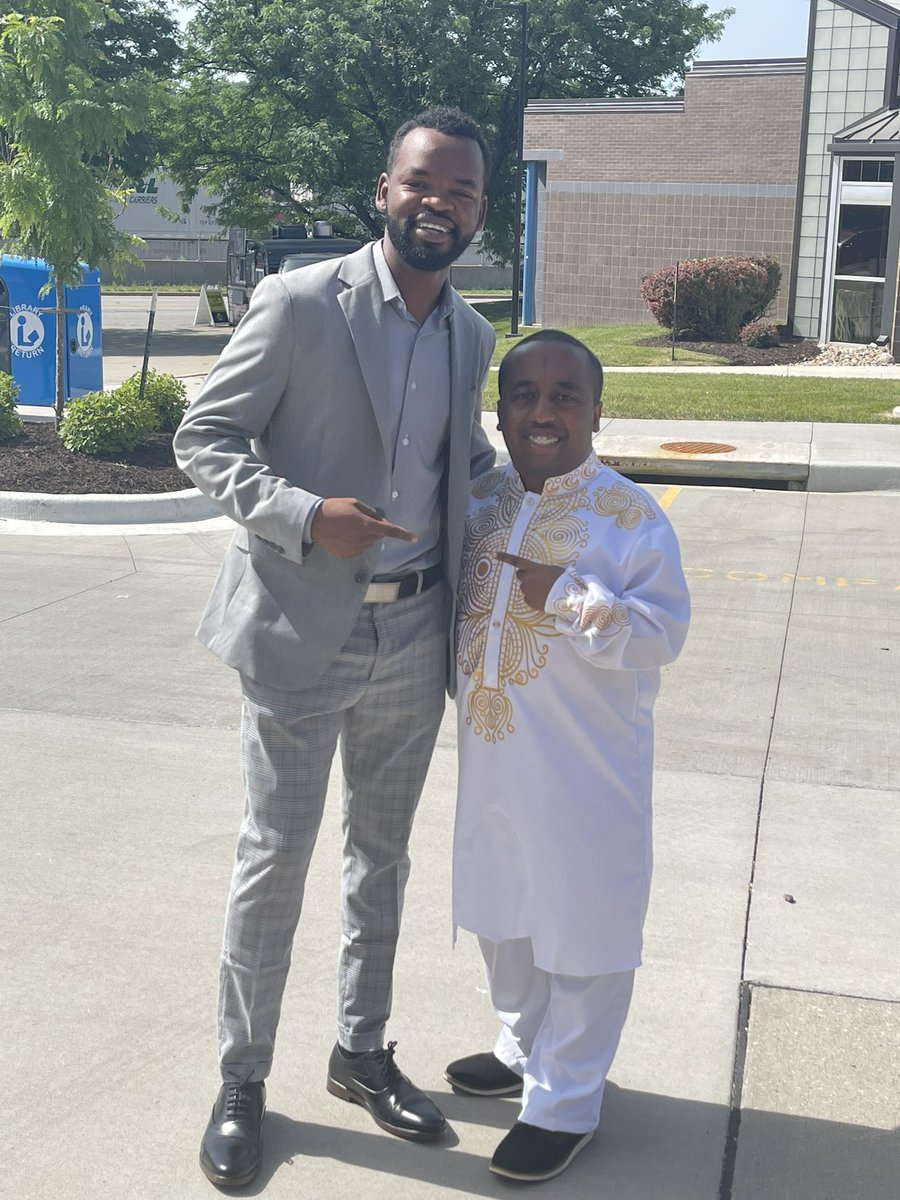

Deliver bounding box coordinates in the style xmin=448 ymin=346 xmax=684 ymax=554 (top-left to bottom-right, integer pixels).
xmin=174 ymin=107 xmax=496 ymax=1189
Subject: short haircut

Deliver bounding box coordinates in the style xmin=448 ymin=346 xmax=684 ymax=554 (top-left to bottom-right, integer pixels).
xmin=387 ymin=107 xmax=492 ymax=187
xmin=498 ymin=330 xmax=604 ymax=402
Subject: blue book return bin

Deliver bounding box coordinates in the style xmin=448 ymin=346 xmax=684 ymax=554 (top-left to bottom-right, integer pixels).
xmin=0 ymin=255 xmax=103 ymax=406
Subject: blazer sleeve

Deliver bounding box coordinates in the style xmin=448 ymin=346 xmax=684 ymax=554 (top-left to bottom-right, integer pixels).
xmin=469 ymin=321 xmax=496 ymax=481
xmin=173 ymin=274 xmax=320 ymax=565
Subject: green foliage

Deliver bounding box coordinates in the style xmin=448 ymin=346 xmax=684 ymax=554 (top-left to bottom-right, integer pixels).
xmin=59 ymin=388 xmax=156 ymax=454
xmin=0 ymin=1 xmax=152 ymax=288
xmin=167 ymin=0 xmax=732 ymax=261
xmin=0 ymin=370 xmax=23 ymax=442
xmin=89 ymin=0 xmax=180 ymax=181
xmin=115 ymin=369 xmax=187 ymax=432
xmin=640 ymin=256 xmax=782 ymax=341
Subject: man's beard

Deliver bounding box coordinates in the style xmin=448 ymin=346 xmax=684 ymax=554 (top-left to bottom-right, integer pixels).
xmin=385 ymin=212 xmax=476 ymax=272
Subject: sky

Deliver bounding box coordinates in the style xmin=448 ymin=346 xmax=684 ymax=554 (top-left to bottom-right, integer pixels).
xmin=171 ymin=1 xmax=816 ymax=61
xmin=697 ymin=0 xmax=811 ymax=61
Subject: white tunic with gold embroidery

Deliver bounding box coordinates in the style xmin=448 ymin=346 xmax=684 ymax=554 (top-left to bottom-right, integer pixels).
xmin=453 ymin=452 xmax=690 ymax=976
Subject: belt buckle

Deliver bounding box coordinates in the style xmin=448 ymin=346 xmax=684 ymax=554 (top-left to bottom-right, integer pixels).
xmin=363 ymin=580 xmax=401 ymax=603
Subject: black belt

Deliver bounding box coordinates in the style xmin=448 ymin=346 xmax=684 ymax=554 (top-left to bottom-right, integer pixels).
xmin=364 ymin=563 xmax=443 ymax=603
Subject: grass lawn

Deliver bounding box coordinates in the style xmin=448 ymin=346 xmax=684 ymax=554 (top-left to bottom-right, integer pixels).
xmin=475 ymin=305 xmax=728 ymax=369
xmin=473 ymin=306 xmax=899 ymax=423
xmin=479 ymin=368 xmax=900 ymax=421
xmin=600 ymin=374 xmax=900 ymax=424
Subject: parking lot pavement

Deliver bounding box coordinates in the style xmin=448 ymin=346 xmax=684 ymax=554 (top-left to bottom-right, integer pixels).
xmin=3 ymin=484 xmax=899 ymax=1200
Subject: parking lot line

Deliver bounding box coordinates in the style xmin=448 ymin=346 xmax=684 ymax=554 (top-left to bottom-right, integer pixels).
xmin=658 ymin=485 xmax=682 ymax=511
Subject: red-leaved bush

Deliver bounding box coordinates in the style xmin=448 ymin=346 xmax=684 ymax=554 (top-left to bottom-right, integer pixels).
xmin=739 ymin=320 xmax=781 ymax=348
xmin=640 ymin=256 xmax=782 ymax=341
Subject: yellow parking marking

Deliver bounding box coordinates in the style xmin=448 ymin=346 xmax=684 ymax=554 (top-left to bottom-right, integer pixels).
xmin=658 ymin=486 xmax=682 ymax=512
xmin=684 ymin=567 xmax=890 ymax=590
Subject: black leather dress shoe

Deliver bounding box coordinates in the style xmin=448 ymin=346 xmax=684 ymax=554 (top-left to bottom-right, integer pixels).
xmin=199 ymin=1080 xmax=266 ymax=1188
xmin=327 ymin=1040 xmax=447 ymax=1141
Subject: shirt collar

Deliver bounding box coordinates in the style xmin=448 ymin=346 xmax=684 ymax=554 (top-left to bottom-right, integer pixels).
xmin=373 ymin=239 xmax=454 ymax=321
xmin=506 ymin=450 xmax=603 ymax=498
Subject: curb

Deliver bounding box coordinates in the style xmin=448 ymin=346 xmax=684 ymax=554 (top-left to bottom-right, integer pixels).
xmin=0 ymin=486 xmax=220 ymax=524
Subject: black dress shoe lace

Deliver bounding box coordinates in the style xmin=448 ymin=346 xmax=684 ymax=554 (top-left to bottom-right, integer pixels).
xmin=223 ymin=1082 xmax=258 ymax=1120
xmin=371 ymin=1040 xmax=403 ymax=1080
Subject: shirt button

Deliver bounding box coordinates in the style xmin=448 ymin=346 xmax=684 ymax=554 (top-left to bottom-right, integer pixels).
xmin=411 ymin=382 xmax=417 ymax=391
xmin=492 ymin=620 xmax=501 ymax=629
xmin=354 ymin=571 xmax=367 ymax=584
xmin=392 ymin=490 xmax=399 ymax=499
xmin=401 ymin=436 xmax=409 ymax=446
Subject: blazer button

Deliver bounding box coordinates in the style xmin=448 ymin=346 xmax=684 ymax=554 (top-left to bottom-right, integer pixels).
xmin=354 ymin=571 xmax=367 ymax=584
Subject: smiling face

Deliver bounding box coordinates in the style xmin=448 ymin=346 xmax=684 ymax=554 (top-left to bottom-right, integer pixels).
xmin=376 ymin=127 xmax=487 ymax=273
xmin=497 ymin=340 xmax=602 ymax=494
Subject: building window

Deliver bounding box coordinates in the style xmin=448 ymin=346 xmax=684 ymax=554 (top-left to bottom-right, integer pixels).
xmin=842 ymin=159 xmax=894 ymax=182
xmin=829 ymin=159 xmax=893 ymax=343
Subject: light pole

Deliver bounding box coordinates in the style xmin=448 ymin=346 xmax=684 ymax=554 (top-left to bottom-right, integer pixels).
xmin=505 ymin=1 xmax=527 ymax=338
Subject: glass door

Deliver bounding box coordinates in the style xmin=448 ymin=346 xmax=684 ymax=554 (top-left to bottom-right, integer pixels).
xmin=830 ymin=159 xmax=893 ymax=344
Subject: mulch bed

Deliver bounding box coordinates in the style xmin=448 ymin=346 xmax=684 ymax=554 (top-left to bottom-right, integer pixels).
xmin=0 ymin=422 xmax=190 ymax=495
xmin=639 ymin=335 xmax=822 ymax=366
xmin=0 ymin=336 xmax=825 ymax=496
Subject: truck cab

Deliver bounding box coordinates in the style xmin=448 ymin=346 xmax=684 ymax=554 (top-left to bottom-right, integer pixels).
xmin=226 ymin=222 xmax=363 ymax=324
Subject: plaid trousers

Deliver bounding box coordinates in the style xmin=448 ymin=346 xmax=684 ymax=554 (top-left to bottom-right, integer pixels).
xmin=218 ymin=582 xmax=449 ymax=1082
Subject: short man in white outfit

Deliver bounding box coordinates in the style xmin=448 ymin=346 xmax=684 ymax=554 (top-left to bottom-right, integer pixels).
xmin=446 ymin=330 xmax=690 ymax=1183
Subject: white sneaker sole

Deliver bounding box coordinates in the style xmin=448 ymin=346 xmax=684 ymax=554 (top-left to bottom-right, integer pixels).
xmin=443 ymin=1070 xmax=524 ymax=1097
xmin=489 ymin=1130 xmax=593 ymax=1181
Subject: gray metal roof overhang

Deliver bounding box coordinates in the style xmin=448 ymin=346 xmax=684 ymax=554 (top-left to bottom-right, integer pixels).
xmin=836 ymin=0 xmax=900 ymax=28
xmin=830 ymin=106 xmax=900 ymax=152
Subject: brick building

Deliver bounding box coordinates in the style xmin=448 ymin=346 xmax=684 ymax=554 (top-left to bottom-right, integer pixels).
xmin=523 ymin=0 xmax=900 ymax=347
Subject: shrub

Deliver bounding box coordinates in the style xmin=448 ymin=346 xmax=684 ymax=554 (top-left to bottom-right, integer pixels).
xmin=115 ymin=370 xmax=188 ymax=433
xmin=59 ymin=389 xmax=156 ymax=455
xmin=641 ymin=255 xmax=782 ymax=341
xmin=740 ymin=320 xmax=781 ymax=348
xmin=0 ymin=371 xmax=23 ymax=442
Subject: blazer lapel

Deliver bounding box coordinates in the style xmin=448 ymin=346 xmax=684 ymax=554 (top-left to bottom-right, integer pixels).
xmin=337 ymin=254 xmax=393 ymax=470
xmin=447 ymin=294 xmax=473 ymax=483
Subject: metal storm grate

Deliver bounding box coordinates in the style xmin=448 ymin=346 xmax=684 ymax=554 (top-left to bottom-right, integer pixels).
xmin=660 ymin=441 xmax=737 ymax=455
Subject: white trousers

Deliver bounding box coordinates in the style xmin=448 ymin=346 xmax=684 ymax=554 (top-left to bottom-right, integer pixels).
xmin=480 ymin=936 xmax=635 ymax=1133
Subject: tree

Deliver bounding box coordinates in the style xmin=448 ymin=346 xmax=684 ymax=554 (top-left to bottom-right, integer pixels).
xmin=90 ymin=0 xmax=180 ymax=180
xmin=0 ymin=0 xmax=165 ymax=419
xmin=167 ymin=0 xmax=731 ymax=259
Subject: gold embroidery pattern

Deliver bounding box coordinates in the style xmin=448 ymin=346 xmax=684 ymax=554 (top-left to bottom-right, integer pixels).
xmin=466 ymin=669 xmax=515 ymax=741
xmin=460 ymin=461 xmax=650 ymax=742
xmin=582 ymin=601 xmax=630 ymax=633
xmin=472 ymin=468 xmax=506 ymax=500
xmin=542 ymin=455 xmax=602 ymax=496
xmin=592 ymin=482 xmax=657 ymax=530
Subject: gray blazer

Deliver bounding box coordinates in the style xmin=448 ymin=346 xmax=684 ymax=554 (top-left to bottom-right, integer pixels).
xmin=174 ymin=242 xmax=496 ymax=694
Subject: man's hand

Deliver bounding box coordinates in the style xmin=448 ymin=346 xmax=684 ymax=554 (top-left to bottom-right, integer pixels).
xmin=311 ymin=498 xmax=416 ymax=559
xmin=496 ymin=552 xmax=564 ymax=611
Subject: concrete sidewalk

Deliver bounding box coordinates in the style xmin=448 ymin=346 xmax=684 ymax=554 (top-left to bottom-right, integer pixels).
xmin=4 ymin=485 xmax=899 ymax=1199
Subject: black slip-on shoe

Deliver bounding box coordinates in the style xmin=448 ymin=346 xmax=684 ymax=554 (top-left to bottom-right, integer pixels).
xmin=444 ymin=1051 xmax=524 ymax=1096
xmin=199 ymin=1080 xmax=266 ymax=1188
xmin=490 ymin=1121 xmax=593 ymax=1182
xmin=327 ymin=1039 xmax=447 ymax=1141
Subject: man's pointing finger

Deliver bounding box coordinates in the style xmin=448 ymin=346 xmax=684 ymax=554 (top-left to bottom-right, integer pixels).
xmin=496 ymin=551 xmax=537 ymax=569
xmin=375 ymin=519 xmax=417 ymax=543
